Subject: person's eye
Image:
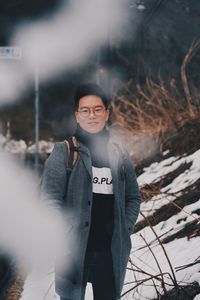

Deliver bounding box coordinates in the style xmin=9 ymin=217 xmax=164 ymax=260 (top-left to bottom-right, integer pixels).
xmin=81 ymin=109 xmax=89 ymax=113
xmin=95 ymin=108 xmax=102 ymax=112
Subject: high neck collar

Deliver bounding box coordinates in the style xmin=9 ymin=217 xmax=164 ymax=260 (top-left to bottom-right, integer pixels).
xmin=75 ymin=124 xmax=110 ymax=167
xmin=75 ymin=124 xmax=109 ymax=147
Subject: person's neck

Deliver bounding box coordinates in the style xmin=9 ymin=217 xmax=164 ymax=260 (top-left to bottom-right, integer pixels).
xmin=75 ymin=124 xmax=109 ymax=147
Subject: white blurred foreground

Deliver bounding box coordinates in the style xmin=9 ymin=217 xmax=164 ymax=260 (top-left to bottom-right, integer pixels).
xmin=0 ymin=0 xmax=125 ymax=103
xmin=0 ymin=149 xmax=71 ymax=291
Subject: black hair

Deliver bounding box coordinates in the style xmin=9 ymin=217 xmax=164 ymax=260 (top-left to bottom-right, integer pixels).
xmin=74 ymin=83 xmax=109 ymax=110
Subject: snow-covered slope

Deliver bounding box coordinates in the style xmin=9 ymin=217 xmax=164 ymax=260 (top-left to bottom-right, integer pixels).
xmin=123 ymin=149 xmax=200 ymax=300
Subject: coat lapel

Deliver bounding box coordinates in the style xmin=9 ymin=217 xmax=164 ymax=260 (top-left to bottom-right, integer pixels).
xmin=108 ymin=142 xmax=120 ymax=185
xmin=77 ymin=142 xmax=92 ymax=179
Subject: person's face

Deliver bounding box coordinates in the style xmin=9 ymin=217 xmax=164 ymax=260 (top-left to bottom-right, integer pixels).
xmin=75 ymin=95 xmax=109 ymax=133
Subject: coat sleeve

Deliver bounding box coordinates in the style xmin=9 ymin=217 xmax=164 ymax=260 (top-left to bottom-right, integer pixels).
xmin=40 ymin=143 xmax=67 ymax=210
xmin=124 ymin=151 xmax=141 ymax=235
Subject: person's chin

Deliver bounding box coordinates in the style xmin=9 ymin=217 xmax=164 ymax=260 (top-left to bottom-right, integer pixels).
xmin=86 ymin=124 xmax=102 ymax=133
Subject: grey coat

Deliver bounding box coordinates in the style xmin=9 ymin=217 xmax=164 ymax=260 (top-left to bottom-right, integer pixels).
xmin=41 ymin=139 xmax=141 ymax=300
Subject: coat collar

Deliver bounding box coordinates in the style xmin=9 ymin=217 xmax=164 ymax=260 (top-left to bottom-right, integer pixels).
xmin=77 ymin=139 xmax=119 ymax=179
xmin=107 ymin=142 xmax=120 ymax=181
xmin=76 ymin=140 xmax=92 ymax=178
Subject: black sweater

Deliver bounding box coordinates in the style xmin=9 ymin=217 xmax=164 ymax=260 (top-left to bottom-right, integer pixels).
xmin=75 ymin=125 xmax=114 ymax=251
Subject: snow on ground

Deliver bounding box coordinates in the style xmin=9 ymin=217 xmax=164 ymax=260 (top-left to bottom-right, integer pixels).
xmin=3 ymin=139 xmax=27 ymax=154
xmin=161 ymin=149 xmax=200 ymax=194
xmin=137 ymin=149 xmax=200 ymax=191
xmin=121 ymin=149 xmax=200 ymax=300
xmin=137 ymin=149 xmax=200 ymax=221
xmin=0 ymin=134 xmax=54 ymax=155
xmin=0 ymin=134 xmax=27 ymax=154
xmin=20 ymin=269 xmax=59 ymax=300
xmin=19 ymin=269 xmax=93 ymax=300
xmin=123 ymin=235 xmax=200 ymax=299
xmin=14 ymin=147 xmax=200 ymax=299
xmin=27 ymin=140 xmax=54 ymax=154
xmin=137 ymin=155 xmax=184 ymax=185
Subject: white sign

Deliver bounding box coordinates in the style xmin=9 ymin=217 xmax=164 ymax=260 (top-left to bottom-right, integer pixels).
xmin=0 ymin=47 xmax=22 ymax=60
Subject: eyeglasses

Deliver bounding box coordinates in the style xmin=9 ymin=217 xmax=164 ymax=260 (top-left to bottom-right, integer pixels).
xmin=78 ymin=106 xmax=106 ymax=118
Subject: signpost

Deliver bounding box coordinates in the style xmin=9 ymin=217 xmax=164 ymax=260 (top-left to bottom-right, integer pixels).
xmin=34 ymin=64 xmax=40 ymax=172
xmin=0 ymin=46 xmax=40 ymax=172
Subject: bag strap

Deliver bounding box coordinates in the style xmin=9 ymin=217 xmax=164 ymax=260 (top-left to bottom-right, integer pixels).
xmin=64 ymin=136 xmax=79 ymax=169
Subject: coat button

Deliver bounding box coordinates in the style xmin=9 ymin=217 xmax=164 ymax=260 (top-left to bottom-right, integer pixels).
xmin=85 ymin=221 xmax=89 ymax=227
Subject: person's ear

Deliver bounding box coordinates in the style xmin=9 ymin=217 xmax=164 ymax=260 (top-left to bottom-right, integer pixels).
xmin=75 ymin=111 xmax=79 ymax=123
xmin=106 ymin=109 xmax=110 ymax=121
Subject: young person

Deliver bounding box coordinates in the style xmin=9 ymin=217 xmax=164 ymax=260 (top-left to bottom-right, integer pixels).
xmin=41 ymin=83 xmax=141 ymax=300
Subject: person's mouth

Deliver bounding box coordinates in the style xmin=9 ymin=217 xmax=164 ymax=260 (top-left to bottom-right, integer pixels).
xmin=88 ymin=122 xmax=98 ymax=125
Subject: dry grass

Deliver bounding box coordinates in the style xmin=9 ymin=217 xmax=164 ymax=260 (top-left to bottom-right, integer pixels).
xmin=5 ymin=273 xmax=24 ymax=300
xmin=114 ymin=42 xmax=200 ymax=299
xmin=111 ymin=41 xmax=200 ymax=161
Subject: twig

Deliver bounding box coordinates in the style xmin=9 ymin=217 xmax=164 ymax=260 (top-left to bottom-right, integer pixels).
xmin=181 ymin=40 xmax=200 ymax=117
xmin=43 ymin=280 xmax=55 ymax=300
xmin=140 ymin=211 xmax=179 ymax=289
xmin=175 ymin=259 xmax=200 ymax=272
xmin=139 ymin=233 xmax=167 ymax=296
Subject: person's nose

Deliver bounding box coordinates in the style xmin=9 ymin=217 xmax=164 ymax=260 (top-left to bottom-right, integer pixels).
xmin=89 ymin=110 xmax=96 ymax=118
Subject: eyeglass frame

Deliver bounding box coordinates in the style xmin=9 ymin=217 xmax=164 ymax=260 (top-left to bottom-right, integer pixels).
xmin=77 ymin=105 xmax=107 ymax=118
